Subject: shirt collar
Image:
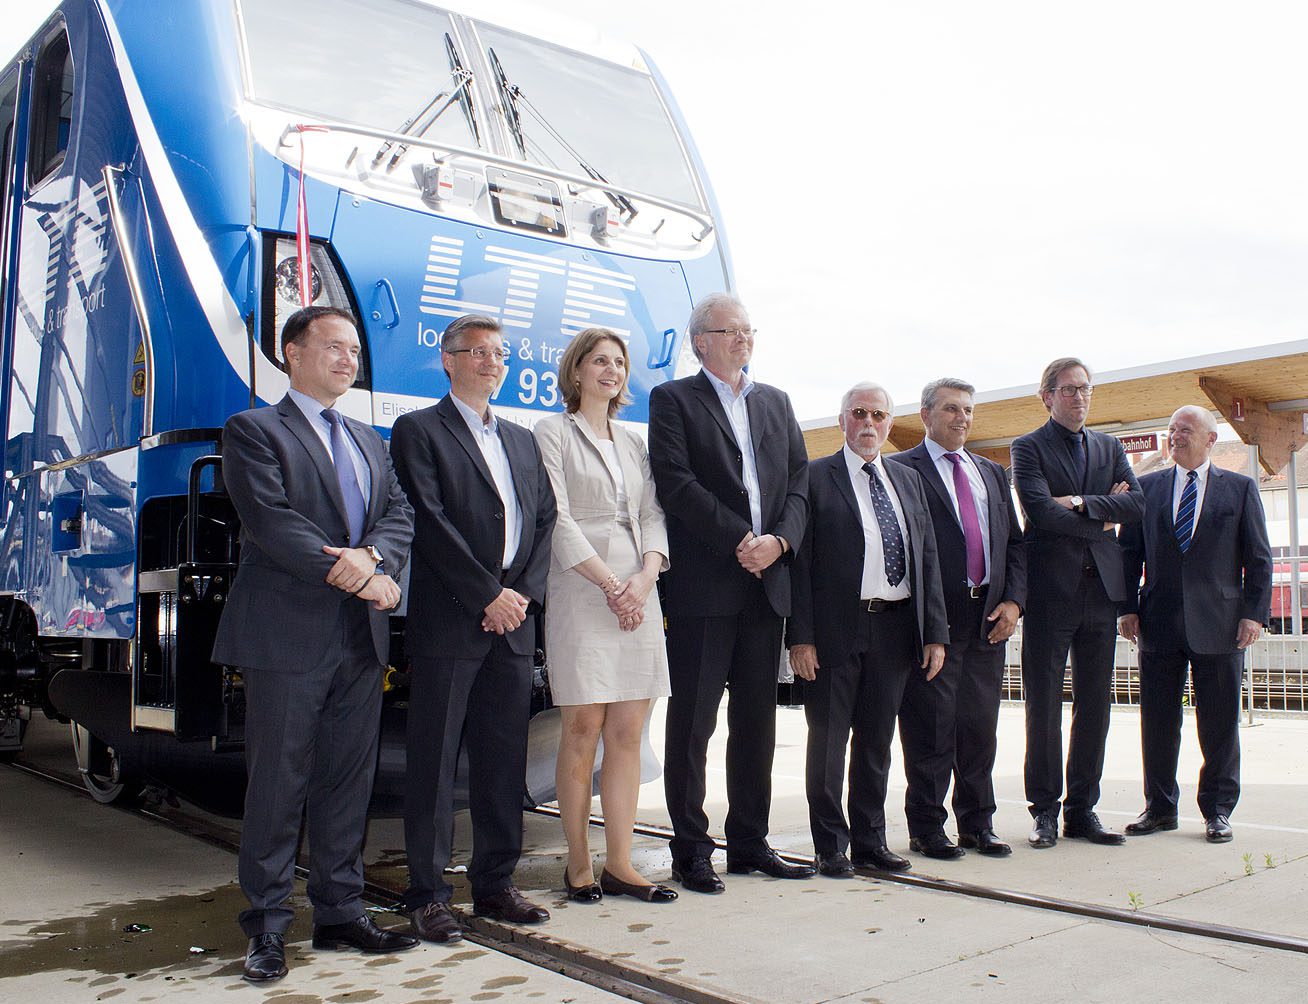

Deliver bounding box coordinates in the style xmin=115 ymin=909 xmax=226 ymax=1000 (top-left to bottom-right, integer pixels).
xmin=703 ymin=366 xmax=754 ymax=402
xmin=844 ymin=444 xmax=883 ymax=478
xmin=288 ymin=387 xmax=335 ymax=428
xmin=923 ymin=435 xmax=966 ymax=464
xmin=1049 ymin=417 xmax=1084 ymax=442
xmin=1177 ymin=459 xmax=1211 ymax=479
xmin=449 ymin=392 xmax=496 ymax=434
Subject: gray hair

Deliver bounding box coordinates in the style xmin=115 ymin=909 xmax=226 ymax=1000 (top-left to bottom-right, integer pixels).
xmin=840 ymin=381 xmax=894 ymax=415
xmin=921 ymin=377 xmax=976 ymax=412
xmin=440 ymin=314 xmax=502 ymax=377
xmin=1171 ymin=405 xmax=1218 ymax=436
xmin=686 ymin=292 xmax=748 ymax=362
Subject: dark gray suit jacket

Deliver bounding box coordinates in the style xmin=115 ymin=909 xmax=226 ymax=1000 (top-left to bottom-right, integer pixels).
xmin=212 ymin=395 xmax=414 ymax=672
xmin=1119 ymin=466 xmax=1272 ymax=655
xmin=789 ymin=451 xmax=949 ymax=669
xmin=648 ymin=370 xmax=808 ymax=619
xmin=390 ymin=395 xmax=556 ymax=660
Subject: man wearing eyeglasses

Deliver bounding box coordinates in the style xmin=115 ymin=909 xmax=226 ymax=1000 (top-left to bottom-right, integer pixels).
xmin=391 ymin=314 xmax=557 ymax=941
xmin=649 ymin=292 xmax=814 ymax=894
xmin=788 ymin=382 xmax=948 ymax=877
xmin=1011 ymin=357 xmax=1143 ymax=849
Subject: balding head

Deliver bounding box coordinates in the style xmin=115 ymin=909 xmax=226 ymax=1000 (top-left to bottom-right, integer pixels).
xmin=1167 ymin=405 xmax=1218 ymax=471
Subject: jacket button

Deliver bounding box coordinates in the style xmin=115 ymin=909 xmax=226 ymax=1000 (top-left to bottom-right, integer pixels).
xmin=494 ymin=512 xmax=503 ymax=520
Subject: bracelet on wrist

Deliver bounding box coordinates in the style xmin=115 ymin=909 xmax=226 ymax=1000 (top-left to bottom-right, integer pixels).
xmin=599 ymin=572 xmax=621 ymax=594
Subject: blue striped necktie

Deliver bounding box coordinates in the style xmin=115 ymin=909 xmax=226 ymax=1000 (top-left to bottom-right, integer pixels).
xmin=1174 ymin=469 xmax=1197 ymax=554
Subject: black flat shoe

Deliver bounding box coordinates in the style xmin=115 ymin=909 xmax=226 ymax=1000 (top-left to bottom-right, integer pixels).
xmin=851 ymin=845 xmax=912 ymax=872
xmin=243 ymin=932 xmax=287 ymax=983
xmin=816 ymin=851 xmax=855 ymax=877
xmin=909 ymin=831 xmax=966 ymax=860
xmin=670 ymin=855 xmax=725 ymax=894
xmin=1028 ymin=812 xmax=1058 ymax=849
xmin=312 ymin=914 xmax=419 ymax=953
xmin=1205 ymin=815 xmax=1233 ymax=843
xmin=958 ymin=829 xmax=1012 ymax=856
xmin=725 ymin=846 xmax=816 ymax=879
xmin=564 ymin=867 xmax=603 ymax=903
xmin=1063 ymin=811 xmax=1125 ymax=845
xmin=1124 ymin=809 xmax=1179 ymax=835
xmin=599 ymin=869 xmax=678 ymax=902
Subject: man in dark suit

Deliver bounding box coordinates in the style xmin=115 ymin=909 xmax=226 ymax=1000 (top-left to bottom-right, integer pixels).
xmin=1118 ymin=405 xmax=1271 ymax=843
xmin=789 ymin=382 xmax=948 ymax=877
xmin=213 ymin=306 xmax=417 ymax=983
xmin=648 ymin=293 xmax=814 ymax=893
xmin=391 ymin=314 xmax=557 ymax=942
xmin=1011 ymin=357 xmax=1144 ymax=849
xmin=888 ymin=378 xmax=1026 ymax=859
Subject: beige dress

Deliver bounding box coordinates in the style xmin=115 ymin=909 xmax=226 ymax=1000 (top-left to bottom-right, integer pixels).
xmin=533 ymin=412 xmax=671 ymax=706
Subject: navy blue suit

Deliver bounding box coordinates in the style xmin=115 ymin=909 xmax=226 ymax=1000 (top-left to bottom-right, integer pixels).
xmin=1119 ymin=465 xmax=1271 ymax=819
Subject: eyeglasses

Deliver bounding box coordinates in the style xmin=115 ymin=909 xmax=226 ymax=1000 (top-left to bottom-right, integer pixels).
xmin=445 ymin=345 xmax=510 ymax=362
xmin=1054 ymin=384 xmax=1093 ymax=398
xmin=848 ymin=407 xmax=891 ymax=422
xmin=702 ymin=327 xmax=757 ymax=339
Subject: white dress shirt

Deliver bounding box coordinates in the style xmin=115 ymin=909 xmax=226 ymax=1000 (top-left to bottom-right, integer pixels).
xmin=288 ymin=387 xmax=371 ymax=508
xmin=450 ymin=393 xmax=523 ymax=568
xmin=844 ymin=445 xmax=911 ymax=601
xmin=923 ymin=436 xmax=991 ymax=586
xmin=1172 ymin=459 xmax=1211 ymax=529
xmin=703 ymin=368 xmax=763 ymax=536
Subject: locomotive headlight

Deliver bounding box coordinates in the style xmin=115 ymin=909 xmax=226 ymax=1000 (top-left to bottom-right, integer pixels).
xmin=263 ymin=236 xmax=358 ymax=364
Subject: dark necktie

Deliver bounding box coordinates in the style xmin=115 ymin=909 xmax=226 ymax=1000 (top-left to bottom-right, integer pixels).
xmin=944 ymin=452 xmax=986 ymax=585
xmin=863 ymin=462 xmax=906 ymax=587
xmin=322 ymin=408 xmax=367 ymax=545
xmin=1068 ymin=431 xmax=1087 ymax=490
xmin=1175 ymin=469 xmax=1197 ymax=554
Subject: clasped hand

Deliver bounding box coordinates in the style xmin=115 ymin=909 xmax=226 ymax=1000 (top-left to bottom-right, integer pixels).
xmin=606 ymin=572 xmax=653 ymax=632
xmin=736 ymin=531 xmax=783 ymax=578
xmin=482 ymin=587 xmax=531 ymax=635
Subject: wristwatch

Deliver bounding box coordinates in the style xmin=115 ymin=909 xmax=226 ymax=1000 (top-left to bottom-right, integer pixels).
xmin=365 ymin=545 xmax=384 ymax=569
xmin=1070 ymin=495 xmax=1086 ymax=514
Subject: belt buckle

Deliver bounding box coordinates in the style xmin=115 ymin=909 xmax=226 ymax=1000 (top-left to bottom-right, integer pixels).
xmin=967 ymin=585 xmax=985 ymax=600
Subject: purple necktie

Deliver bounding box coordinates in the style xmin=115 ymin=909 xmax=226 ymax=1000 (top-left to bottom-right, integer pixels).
xmin=944 ymin=452 xmax=986 ymax=586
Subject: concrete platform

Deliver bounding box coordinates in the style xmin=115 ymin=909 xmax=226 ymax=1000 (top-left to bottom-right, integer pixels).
xmin=4 ymin=702 xmax=1308 ymax=1002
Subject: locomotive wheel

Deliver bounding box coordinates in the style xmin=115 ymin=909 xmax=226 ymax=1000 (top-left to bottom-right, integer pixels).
xmin=70 ymin=722 xmax=141 ymax=805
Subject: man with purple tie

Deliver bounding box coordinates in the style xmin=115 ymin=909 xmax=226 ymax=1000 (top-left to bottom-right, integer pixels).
xmin=889 ymin=379 xmax=1027 ymax=859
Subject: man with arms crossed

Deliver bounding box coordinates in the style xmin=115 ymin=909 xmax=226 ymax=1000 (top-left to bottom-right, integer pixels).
xmin=789 ymin=382 xmax=948 ymax=877
xmin=889 ymin=378 xmax=1026 ymax=859
xmin=1118 ymin=405 xmax=1271 ymax=843
xmin=392 ymin=315 xmax=557 ymax=943
xmin=214 ymin=306 xmax=417 ymax=983
xmin=649 ymin=293 xmax=813 ymax=893
xmin=1011 ymin=357 xmax=1144 ymax=849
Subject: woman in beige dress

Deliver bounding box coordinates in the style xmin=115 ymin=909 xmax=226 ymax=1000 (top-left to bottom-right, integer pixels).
xmin=534 ymin=327 xmax=675 ymax=904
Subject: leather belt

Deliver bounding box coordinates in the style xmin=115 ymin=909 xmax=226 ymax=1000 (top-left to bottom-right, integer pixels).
xmin=862 ymin=597 xmax=909 ymax=613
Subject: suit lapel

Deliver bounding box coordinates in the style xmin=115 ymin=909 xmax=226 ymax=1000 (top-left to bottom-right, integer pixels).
xmin=344 ymin=415 xmax=384 ymax=529
xmin=499 ymin=422 xmax=534 ymax=539
xmin=908 ymin=445 xmax=956 ymax=525
xmin=974 ymin=452 xmax=1006 ymax=557
xmin=437 ymin=396 xmax=499 ymax=496
xmin=1191 ymin=466 xmax=1224 ymax=545
xmin=567 ymin=412 xmax=624 ymax=495
xmin=1044 ymin=421 xmax=1082 ymax=493
xmin=278 ymin=396 xmax=351 ymax=531
xmin=744 ymin=386 xmax=767 ymax=462
xmin=828 ymin=453 xmax=862 ymax=526
xmin=691 ymin=370 xmax=740 ymax=449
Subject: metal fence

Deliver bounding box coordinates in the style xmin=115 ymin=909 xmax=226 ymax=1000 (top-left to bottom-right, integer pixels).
xmin=999 ymin=630 xmax=1308 ymax=717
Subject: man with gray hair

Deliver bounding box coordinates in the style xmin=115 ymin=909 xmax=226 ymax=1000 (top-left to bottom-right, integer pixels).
xmin=1118 ymin=406 xmax=1271 ymax=843
xmin=889 ymin=378 xmax=1026 ymax=859
xmin=649 ymin=293 xmax=814 ymax=893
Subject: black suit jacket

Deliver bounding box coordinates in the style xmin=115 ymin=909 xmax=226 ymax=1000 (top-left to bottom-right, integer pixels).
xmin=212 ymin=395 xmax=414 ymax=672
xmin=390 ymin=395 xmax=556 ymax=660
xmin=1119 ymin=466 xmax=1272 ymax=655
xmin=789 ymin=451 xmax=949 ymax=668
xmin=889 ymin=442 xmax=1026 ymax=639
xmin=648 ymin=370 xmax=808 ymax=618
xmin=1010 ymin=418 xmax=1144 ymax=605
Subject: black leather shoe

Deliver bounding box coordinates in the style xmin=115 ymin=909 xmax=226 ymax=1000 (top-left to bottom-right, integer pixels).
xmin=851 ymin=845 xmax=912 ymax=872
xmin=564 ymin=867 xmax=603 ymax=903
xmin=473 ymin=886 xmax=550 ymax=924
xmin=599 ymin=869 xmax=678 ymax=902
xmin=671 ymin=855 xmax=725 ymax=894
xmin=409 ymin=902 xmax=463 ymax=944
xmin=909 ymin=832 xmax=966 ymax=860
xmin=1205 ymin=815 xmax=1233 ymax=843
xmin=243 ymin=932 xmax=287 ymax=983
xmin=1029 ymin=812 xmax=1058 ymax=848
xmin=1124 ymin=809 xmax=1179 ymax=836
xmin=816 ymin=852 xmax=855 ymax=878
xmin=313 ymin=914 xmax=419 ymax=953
xmin=726 ymin=846 xmax=817 ymax=879
xmin=1063 ymin=811 xmax=1125 ymax=845
xmin=958 ymin=829 xmax=1012 ymax=856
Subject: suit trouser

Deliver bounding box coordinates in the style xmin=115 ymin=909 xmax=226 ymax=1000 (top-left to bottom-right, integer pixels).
xmin=1139 ymin=645 xmax=1242 ymax=820
xmin=403 ymin=641 xmax=532 ymax=908
xmin=238 ymin=604 xmax=382 ymax=937
xmin=805 ymin=603 xmax=915 ymax=856
xmin=900 ymin=596 xmax=1006 ymax=836
xmin=664 ymin=582 xmax=782 ymax=861
xmin=1022 ymin=569 xmax=1117 ymax=818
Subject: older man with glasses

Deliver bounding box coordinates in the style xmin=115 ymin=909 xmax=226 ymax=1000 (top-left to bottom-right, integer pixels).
xmin=1010 ymin=357 xmax=1144 ymax=850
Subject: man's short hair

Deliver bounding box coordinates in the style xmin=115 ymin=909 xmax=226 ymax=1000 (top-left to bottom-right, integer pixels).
xmin=440 ymin=314 xmax=503 ymax=376
xmin=1039 ymin=357 xmax=1091 ymax=398
xmin=1171 ymin=405 xmax=1218 ymax=436
xmin=840 ymin=381 xmax=894 ymax=415
xmin=921 ymin=377 xmax=975 ymax=412
xmin=687 ymin=292 xmax=747 ymax=362
xmin=281 ymin=306 xmax=356 ymax=357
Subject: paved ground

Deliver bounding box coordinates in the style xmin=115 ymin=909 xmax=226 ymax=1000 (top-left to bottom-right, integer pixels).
xmin=3 ymin=702 xmax=1307 ymax=1002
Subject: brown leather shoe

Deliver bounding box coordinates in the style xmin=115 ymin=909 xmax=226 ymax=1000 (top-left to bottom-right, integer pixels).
xmin=410 ymin=902 xmax=463 ymax=944
xmin=473 ymin=886 xmax=550 ymax=924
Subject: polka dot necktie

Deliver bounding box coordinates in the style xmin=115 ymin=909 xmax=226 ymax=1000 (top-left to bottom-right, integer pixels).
xmin=863 ymin=462 xmax=906 ymax=587
xmin=1175 ymin=469 xmax=1197 ymax=554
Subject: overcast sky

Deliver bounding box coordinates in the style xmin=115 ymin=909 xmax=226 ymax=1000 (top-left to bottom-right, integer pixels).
xmin=6 ymin=0 xmax=1307 ymax=421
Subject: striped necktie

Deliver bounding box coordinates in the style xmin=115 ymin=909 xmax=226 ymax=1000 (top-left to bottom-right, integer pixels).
xmin=1174 ymin=469 xmax=1197 ymax=554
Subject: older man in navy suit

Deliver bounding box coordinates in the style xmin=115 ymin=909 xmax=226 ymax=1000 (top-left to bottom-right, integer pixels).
xmin=1118 ymin=406 xmax=1271 ymax=843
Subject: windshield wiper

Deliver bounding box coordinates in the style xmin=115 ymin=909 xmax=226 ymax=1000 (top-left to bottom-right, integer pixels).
xmin=486 ymin=47 xmax=636 ymax=221
xmin=445 ymin=32 xmax=480 ymax=148
xmin=372 ymin=55 xmax=474 ymax=169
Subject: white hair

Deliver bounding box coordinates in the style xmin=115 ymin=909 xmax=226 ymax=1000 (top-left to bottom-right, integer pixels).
xmin=840 ymin=381 xmax=894 ymax=414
